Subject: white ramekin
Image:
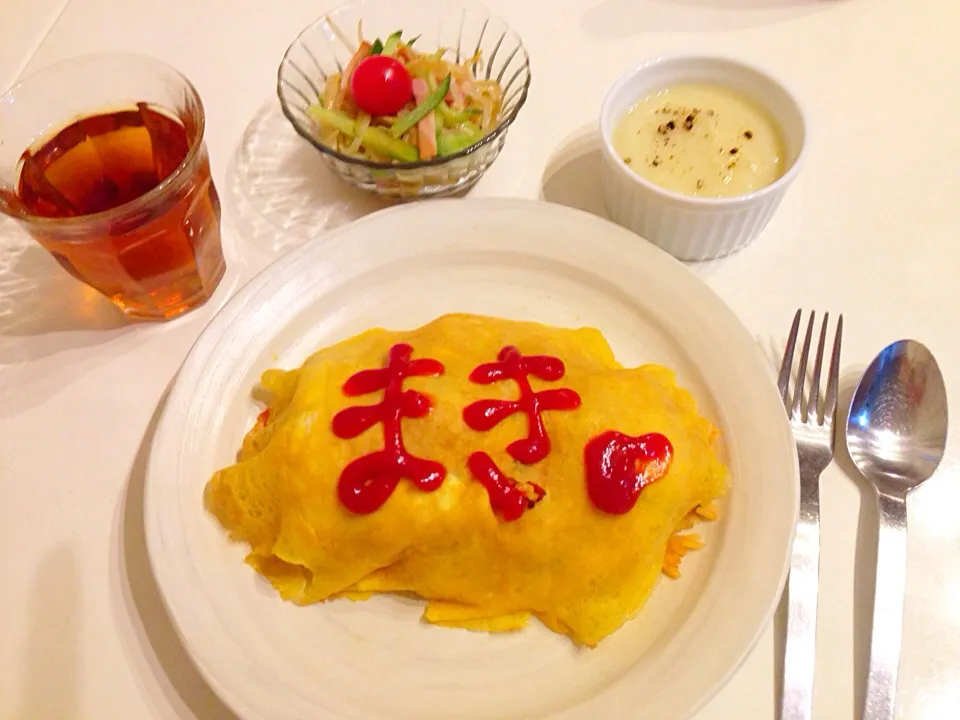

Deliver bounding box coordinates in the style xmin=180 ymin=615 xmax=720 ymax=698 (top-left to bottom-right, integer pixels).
xmin=599 ymin=55 xmax=807 ymax=261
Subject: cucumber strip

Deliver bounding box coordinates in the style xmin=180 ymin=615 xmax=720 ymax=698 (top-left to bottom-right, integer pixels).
xmin=390 ymin=74 xmax=451 ymax=138
xmin=436 ymin=102 xmax=482 ymax=125
xmin=369 ymin=38 xmax=384 ymax=55
xmin=383 ymin=30 xmax=403 ymax=56
xmin=307 ymin=105 xmax=418 ymax=162
xmin=308 ymin=105 xmax=354 ymax=135
xmin=360 ymin=126 xmax=418 ymax=162
xmin=437 ymin=131 xmax=482 ymax=156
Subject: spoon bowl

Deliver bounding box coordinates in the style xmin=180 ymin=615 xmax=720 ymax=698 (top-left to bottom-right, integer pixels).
xmin=847 ymin=339 xmax=948 ymax=493
xmin=845 ymin=338 xmax=948 ymax=720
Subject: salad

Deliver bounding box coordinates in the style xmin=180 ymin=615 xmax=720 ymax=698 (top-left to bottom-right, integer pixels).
xmin=308 ymin=22 xmax=505 ymax=163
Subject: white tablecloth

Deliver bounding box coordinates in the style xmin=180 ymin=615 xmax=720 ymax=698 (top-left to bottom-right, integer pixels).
xmin=1 ymin=0 xmax=958 ymax=717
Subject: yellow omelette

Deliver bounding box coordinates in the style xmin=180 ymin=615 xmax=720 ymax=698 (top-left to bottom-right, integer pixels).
xmin=205 ymin=314 xmax=728 ymax=646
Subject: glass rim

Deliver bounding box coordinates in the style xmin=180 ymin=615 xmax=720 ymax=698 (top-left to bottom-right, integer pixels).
xmin=276 ymin=2 xmax=532 ymax=171
xmin=0 ymin=52 xmax=208 ymax=229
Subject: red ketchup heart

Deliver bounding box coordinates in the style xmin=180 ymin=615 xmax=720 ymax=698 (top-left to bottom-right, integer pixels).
xmin=584 ymin=431 xmax=673 ymax=514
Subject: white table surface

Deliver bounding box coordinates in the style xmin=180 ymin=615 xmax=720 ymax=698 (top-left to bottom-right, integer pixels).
xmin=1 ymin=0 xmax=958 ymax=718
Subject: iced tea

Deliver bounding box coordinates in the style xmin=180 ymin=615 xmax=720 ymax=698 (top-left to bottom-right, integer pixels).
xmin=0 ymin=54 xmax=225 ymax=320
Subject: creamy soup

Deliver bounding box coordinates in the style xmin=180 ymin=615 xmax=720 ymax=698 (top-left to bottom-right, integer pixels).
xmin=612 ymin=84 xmax=786 ymax=198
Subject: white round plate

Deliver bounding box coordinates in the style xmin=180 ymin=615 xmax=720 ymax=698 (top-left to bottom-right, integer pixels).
xmin=145 ymin=198 xmax=798 ymax=720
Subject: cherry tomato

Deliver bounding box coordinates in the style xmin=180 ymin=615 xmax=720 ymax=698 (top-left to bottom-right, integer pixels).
xmin=350 ymin=55 xmax=413 ymax=116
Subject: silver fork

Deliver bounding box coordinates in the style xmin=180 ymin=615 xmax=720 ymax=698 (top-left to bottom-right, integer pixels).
xmin=777 ymin=309 xmax=843 ymax=720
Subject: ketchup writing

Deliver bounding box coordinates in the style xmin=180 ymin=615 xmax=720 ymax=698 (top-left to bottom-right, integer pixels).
xmin=332 ymin=343 xmax=446 ymax=514
xmin=463 ymin=346 xmax=580 ymax=520
xmin=584 ymin=431 xmax=673 ymax=514
xmin=463 ymin=346 xmax=581 ymax=464
xmin=467 ymin=451 xmax=545 ymax=522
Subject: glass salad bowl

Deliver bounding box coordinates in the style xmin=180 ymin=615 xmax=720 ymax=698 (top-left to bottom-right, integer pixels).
xmin=277 ymin=0 xmax=531 ymax=199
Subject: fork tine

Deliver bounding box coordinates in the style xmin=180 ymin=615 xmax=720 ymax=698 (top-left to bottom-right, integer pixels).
xmin=778 ymin=309 xmax=802 ymax=405
xmin=824 ymin=314 xmax=843 ymax=423
xmin=806 ymin=313 xmax=830 ymax=423
xmin=791 ymin=312 xmax=816 ymax=418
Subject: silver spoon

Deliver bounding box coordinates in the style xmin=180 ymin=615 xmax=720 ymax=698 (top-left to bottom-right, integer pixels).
xmin=846 ymin=340 xmax=948 ymax=720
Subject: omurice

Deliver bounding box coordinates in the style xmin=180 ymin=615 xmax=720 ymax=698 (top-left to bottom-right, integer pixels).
xmin=205 ymin=314 xmax=728 ymax=647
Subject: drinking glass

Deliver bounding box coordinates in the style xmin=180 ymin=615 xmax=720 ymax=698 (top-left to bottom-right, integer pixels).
xmin=0 ymin=54 xmax=225 ymax=320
